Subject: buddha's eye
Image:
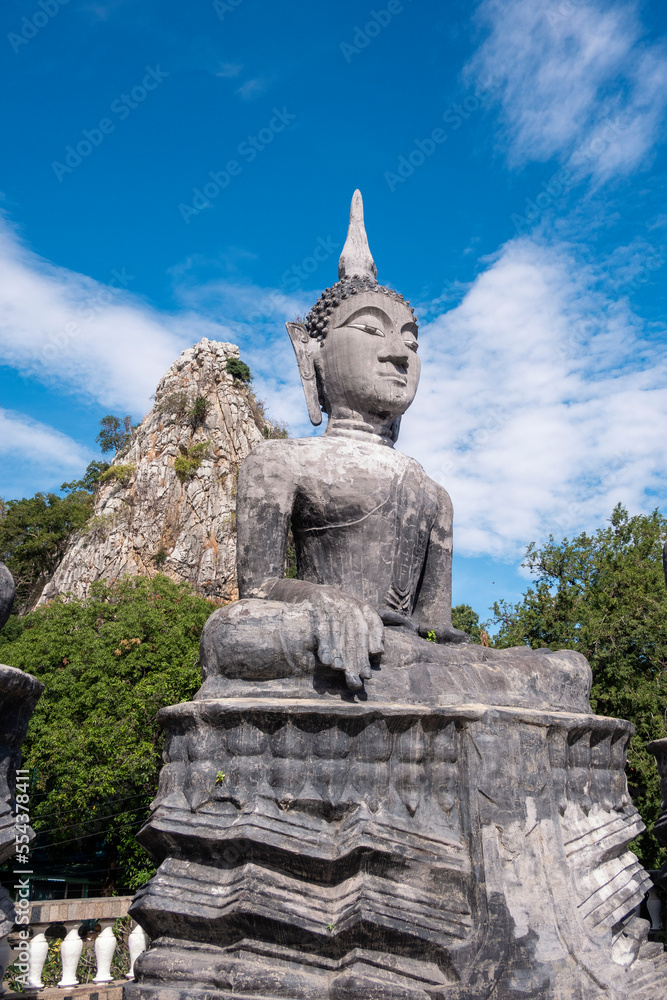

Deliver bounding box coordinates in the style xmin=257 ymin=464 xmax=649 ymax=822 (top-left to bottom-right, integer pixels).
xmin=405 ymin=340 xmax=418 ymax=353
xmin=347 ymin=322 xmax=385 ymax=337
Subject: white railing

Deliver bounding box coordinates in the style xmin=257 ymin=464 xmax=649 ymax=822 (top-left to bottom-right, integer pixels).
xmin=1 ymin=896 xmax=148 ymax=992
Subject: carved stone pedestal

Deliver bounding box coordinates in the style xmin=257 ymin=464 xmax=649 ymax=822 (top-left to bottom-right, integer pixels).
xmin=126 ymin=697 xmax=667 ymax=1000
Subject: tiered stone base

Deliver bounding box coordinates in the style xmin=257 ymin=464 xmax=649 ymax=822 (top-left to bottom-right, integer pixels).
xmin=125 ymin=699 xmax=667 ymax=1000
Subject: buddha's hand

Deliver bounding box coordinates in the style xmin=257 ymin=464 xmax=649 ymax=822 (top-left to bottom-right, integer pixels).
xmin=417 ymin=622 xmax=471 ymax=644
xmin=259 ymin=579 xmax=384 ymax=691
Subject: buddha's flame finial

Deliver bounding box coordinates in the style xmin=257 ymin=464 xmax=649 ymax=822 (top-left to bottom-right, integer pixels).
xmin=338 ymin=190 xmax=377 ymax=281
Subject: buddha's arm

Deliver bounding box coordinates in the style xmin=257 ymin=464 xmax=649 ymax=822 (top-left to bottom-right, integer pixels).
xmin=236 ymin=442 xmax=295 ymax=597
xmin=412 ymin=484 xmax=470 ymax=643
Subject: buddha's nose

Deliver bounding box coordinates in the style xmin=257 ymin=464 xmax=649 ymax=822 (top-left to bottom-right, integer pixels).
xmin=379 ymin=328 xmax=410 ymax=364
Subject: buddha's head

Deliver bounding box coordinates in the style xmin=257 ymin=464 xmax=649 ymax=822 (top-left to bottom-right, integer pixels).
xmin=287 ymin=191 xmax=420 ymax=441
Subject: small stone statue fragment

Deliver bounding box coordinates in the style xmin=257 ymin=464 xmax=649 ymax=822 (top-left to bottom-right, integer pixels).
xmin=0 ymin=563 xmax=14 ymax=632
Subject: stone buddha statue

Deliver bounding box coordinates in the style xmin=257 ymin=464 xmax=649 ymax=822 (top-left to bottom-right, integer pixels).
xmin=129 ymin=194 xmax=667 ymax=1000
xmin=199 ymin=190 xmax=591 ymax=714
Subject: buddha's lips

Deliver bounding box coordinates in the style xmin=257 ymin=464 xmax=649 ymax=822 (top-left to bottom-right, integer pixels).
xmin=378 ymin=370 xmax=408 ymax=386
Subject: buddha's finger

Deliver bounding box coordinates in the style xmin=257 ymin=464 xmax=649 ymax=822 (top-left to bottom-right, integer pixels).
xmin=332 ymin=654 xmax=363 ymax=692
xmin=361 ymin=607 xmax=384 ymax=656
xmin=316 ymin=641 xmax=334 ymax=666
xmin=315 ymin=608 xmax=342 ymax=667
xmin=344 ymin=665 xmax=363 ymax=691
xmin=349 ymin=613 xmax=372 ymax=684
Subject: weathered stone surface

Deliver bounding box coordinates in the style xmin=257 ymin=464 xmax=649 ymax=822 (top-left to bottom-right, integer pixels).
xmin=648 ymin=737 xmax=667 ymax=880
xmin=126 ymin=193 xmax=666 ymax=999
xmin=40 ymin=339 xmax=273 ymax=605
xmin=0 ymin=563 xmax=14 ymax=630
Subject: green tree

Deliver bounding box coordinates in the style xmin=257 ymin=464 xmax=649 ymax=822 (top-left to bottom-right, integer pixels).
xmin=0 ymin=575 xmax=216 ymax=892
xmin=0 ymin=460 xmax=108 ymax=611
xmin=188 ymin=396 xmax=211 ymax=428
xmin=0 ymin=490 xmax=94 ymax=609
xmin=225 ymin=357 xmax=252 ymax=383
xmin=60 ymin=460 xmax=109 ymax=494
xmin=0 ymin=455 xmax=114 ymax=613
xmin=96 ymin=415 xmax=133 ymax=454
xmin=492 ymin=504 xmax=667 ymax=869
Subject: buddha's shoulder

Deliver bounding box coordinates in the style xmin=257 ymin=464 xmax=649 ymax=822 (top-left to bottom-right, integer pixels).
xmin=243 ymin=438 xmax=445 ymax=496
xmin=243 ymin=435 xmax=322 ymax=471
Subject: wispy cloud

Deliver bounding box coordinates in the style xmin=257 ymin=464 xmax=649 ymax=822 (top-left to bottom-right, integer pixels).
xmin=467 ymin=0 xmax=667 ymax=183
xmin=401 ymin=235 xmax=667 ymax=558
xmin=216 ymin=63 xmax=243 ymax=78
xmin=235 ymin=77 xmax=270 ymax=101
xmin=0 ymin=216 xmax=219 ymax=415
xmin=0 ymin=409 xmax=90 ymax=466
xmin=0 ymin=408 xmax=93 ymax=500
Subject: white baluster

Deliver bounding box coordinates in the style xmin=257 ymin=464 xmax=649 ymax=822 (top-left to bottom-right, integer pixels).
xmin=647 ymin=884 xmax=663 ymax=934
xmin=126 ymin=922 xmax=149 ymax=979
xmin=93 ymin=920 xmax=117 ymax=983
xmin=27 ymin=927 xmax=49 ymax=989
xmin=0 ymin=934 xmax=11 ymax=995
xmin=57 ymin=921 xmax=83 ymax=988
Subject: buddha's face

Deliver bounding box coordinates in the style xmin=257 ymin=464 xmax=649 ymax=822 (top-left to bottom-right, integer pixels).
xmin=317 ymin=291 xmax=420 ymax=420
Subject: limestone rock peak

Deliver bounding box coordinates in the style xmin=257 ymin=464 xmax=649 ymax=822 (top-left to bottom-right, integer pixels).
xmin=39 ymin=339 xmax=277 ymax=604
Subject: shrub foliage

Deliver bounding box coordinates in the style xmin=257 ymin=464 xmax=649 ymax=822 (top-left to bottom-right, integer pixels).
xmin=0 ymin=575 xmax=216 ymax=891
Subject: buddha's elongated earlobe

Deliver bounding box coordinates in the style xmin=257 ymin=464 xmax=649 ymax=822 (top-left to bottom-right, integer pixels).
xmin=286 ymin=321 xmax=322 ymax=426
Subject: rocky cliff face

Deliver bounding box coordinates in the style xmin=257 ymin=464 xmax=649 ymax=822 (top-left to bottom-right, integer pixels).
xmin=39 ymin=339 xmax=275 ymax=604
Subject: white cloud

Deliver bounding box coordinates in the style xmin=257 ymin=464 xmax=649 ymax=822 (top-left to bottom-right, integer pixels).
xmin=235 ymin=77 xmax=270 ymax=101
xmin=0 ymin=408 xmax=93 ymax=499
xmin=400 ymin=236 xmax=667 ymax=558
xmin=467 ymin=0 xmax=667 ymax=182
xmin=0 ymin=409 xmax=90 ymax=465
xmin=0 ymin=216 xmax=228 ymax=416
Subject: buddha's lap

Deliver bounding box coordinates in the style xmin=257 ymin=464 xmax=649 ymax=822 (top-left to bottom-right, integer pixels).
xmin=199 ymin=600 xmax=592 ymax=713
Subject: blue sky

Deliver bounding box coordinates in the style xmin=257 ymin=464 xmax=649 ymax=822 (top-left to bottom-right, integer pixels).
xmin=1 ymin=0 xmax=667 ymax=624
